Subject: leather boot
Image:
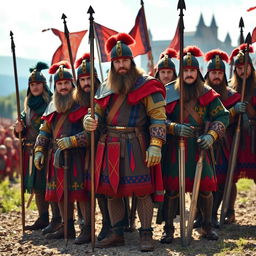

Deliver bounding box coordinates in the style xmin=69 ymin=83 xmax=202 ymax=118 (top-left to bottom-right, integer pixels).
xmin=193 ymin=211 xmax=202 ymax=229
xmin=24 ymin=213 xmax=49 ymax=231
xmin=42 ymin=217 xmax=62 ymax=235
xmin=201 ymin=222 xmax=218 ymax=240
xmin=224 ymin=209 xmax=235 ymax=224
xmin=199 ymin=192 xmax=219 ymax=241
xmin=160 ymin=225 xmax=174 ymax=244
xmin=74 ymin=225 xmax=91 ymax=244
xmin=160 ymin=192 xmax=178 ymax=244
xmin=97 ymin=197 xmax=111 ymax=241
xmin=139 ymin=228 xmax=154 ymax=252
xmin=45 ymin=219 xmax=76 ymax=239
xmin=211 ymin=190 xmax=223 ymax=229
xmin=96 ymin=223 xmax=124 ymax=248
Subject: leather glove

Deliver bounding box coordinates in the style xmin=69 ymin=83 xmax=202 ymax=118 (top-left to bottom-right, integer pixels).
xmin=83 ymin=114 xmax=98 ymax=131
xmin=197 ymin=134 xmax=214 ymax=150
xmin=234 ymin=102 xmax=247 ymax=113
xmin=56 ymin=136 xmax=76 ymax=150
xmin=34 ymin=152 xmax=45 ymax=170
xmin=14 ymin=120 xmax=24 ymax=133
xmin=174 ymin=124 xmax=194 ymax=137
xmin=145 ymin=145 xmax=161 ymax=168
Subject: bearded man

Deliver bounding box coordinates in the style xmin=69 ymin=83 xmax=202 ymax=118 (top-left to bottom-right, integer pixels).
xmin=34 ymin=61 xmax=89 ymax=241
xmin=161 ymin=46 xmax=229 ymax=243
xmin=83 ymin=33 xmax=166 ymax=252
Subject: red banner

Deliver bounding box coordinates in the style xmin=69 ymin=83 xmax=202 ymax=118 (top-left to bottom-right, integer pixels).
xmin=247 ymin=6 xmax=256 ymax=12
xmin=168 ymin=20 xmax=180 ymax=52
xmin=50 ymin=28 xmax=87 ymax=65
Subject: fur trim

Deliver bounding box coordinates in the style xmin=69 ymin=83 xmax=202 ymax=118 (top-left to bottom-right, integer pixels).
xmin=205 ymin=49 xmax=229 ymax=63
xmin=105 ymin=33 xmax=135 ymax=54
xmin=160 ymin=48 xmax=177 ymax=59
xmin=49 ymin=60 xmax=71 ymax=74
xmin=75 ymin=53 xmax=90 ymax=68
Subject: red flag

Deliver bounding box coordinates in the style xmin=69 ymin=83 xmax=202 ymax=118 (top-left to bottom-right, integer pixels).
xmin=129 ymin=7 xmax=151 ymax=57
xmin=168 ymin=20 xmax=180 ymax=52
xmin=50 ymin=28 xmax=87 ymax=65
xmin=94 ymin=22 xmax=118 ymax=62
xmin=252 ymin=27 xmax=256 ymax=43
xmin=247 ymin=6 xmax=256 ymax=12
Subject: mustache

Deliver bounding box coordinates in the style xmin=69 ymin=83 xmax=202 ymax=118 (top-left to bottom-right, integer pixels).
xmin=185 ymin=76 xmax=194 ymax=80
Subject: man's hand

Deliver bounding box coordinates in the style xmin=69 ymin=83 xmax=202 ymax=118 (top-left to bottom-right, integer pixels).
xmin=56 ymin=137 xmax=73 ymax=150
xmin=174 ymin=124 xmax=194 ymax=137
xmin=14 ymin=120 xmax=24 ymax=133
xmin=197 ymin=134 xmax=214 ymax=150
xmin=34 ymin=152 xmax=45 ymax=170
xmin=145 ymin=145 xmax=161 ymax=168
xmin=83 ymin=115 xmax=98 ymax=131
xmin=234 ymin=102 xmax=247 ymax=114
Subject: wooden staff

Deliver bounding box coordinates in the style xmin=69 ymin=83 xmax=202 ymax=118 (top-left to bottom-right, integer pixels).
xmin=220 ymin=33 xmax=252 ymax=226
xmin=88 ymin=5 xmax=96 ymax=252
xmin=10 ymin=31 xmax=25 ymax=234
xmin=177 ymin=0 xmax=186 ymax=246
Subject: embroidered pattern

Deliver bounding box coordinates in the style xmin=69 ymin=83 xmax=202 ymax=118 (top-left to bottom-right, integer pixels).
xmin=210 ymin=121 xmax=226 ymax=138
xmin=150 ymin=126 xmax=166 ymax=141
xmin=75 ymin=131 xmax=88 ymax=147
xmin=35 ymin=135 xmax=50 ymax=149
xmin=210 ymin=105 xmax=224 ymax=117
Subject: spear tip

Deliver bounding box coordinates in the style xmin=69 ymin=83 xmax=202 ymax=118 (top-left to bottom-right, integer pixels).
xmin=140 ymin=0 xmax=144 ymax=6
xmin=177 ymin=0 xmax=186 ymax=10
xmin=10 ymin=31 xmax=13 ymax=37
xmin=245 ymin=32 xmax=252 ymax=45
xmin=61 ymin=13 xmax=67 ymax=20
xmin=87 ymin=5 xmax=95 ymax=14
xmin=239 ymin=17 xmax=244 ymax=28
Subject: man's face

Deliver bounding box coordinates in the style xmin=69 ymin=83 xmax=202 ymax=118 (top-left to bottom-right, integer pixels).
xmin=159 ymin=69 xmax=174 ymax=85
xmin=79 ymin=76 xmax=91 ymax=92
xmin=236 ymin=64 xmax=252 ymax=79
xmin=113 ymin=58 xmax=132 ymax=75
xmin=29 ymin=82 xmax=44 ymax=96
xmin=183 ymin=68 xmax=198 ymax=84
xmin=208 ymin=70 xmax=225 ymax=85
xmin=55 ymin=80 xmax=73 ymax=95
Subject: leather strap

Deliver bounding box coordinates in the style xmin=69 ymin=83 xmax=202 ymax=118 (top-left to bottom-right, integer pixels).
xmin=184 ymin=100 xmax=203 ymax=125
xmin=53 ymin=112 xmax=69 ymax=140
xmin=107 ymin=95 xmax=126 ymax=125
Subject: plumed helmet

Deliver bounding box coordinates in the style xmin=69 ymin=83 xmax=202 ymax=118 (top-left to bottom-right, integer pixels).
xmin=105 ymin=33 xmax=135 ymax=61
xmin=49 ymin=60 xmax=73 ymax=86
xmin=181 ymin=46 xmax=204 ymax=69
xmin=205 ymin=49 xmax=229 ymax=72
xmin=28 ymin=62 xmax=48 ymax=84
xmin=229 ymin=43 xmax=254 ymax=67
xmin=75 ymin=53 xmax=97 ymax=79
xmin=157 ymin=48 xmax=177 ymax=71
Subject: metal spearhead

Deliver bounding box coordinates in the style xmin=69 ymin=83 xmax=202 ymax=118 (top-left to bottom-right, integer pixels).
xmin=239 ymin=17 xmax=244 ymax=28
xmin=239 ymin=17 xmax=245 ymax=44
xmin=87 ymin=6 xmax=95 ymax=40
xmin=177 ymin=0 xmax=186 ymax=10
xmin=61 ymin=13 xmax=69 ymax=35
xmin=245 ymin=32 xmax=252 ymax=45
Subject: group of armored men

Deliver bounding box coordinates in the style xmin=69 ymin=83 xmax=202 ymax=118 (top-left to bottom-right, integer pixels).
xmin=13 ymin=32 xmax=256 ymax=252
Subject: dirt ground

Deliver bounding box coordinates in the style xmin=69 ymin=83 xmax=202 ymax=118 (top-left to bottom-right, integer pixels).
xmin=0 ymin=183 xmax=255 ymax=256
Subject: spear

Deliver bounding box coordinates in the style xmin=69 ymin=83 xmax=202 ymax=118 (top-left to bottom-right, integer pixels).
xmin=177 ymin=0 xmax=186 ymax=246
xmin=87 ymin=5 xmax=96 ymax=252
xmin=10 ymin=31 xmax=25 ymax=234
xmin=220 ymin=33 xmax=252 ymax=226
xmin=61 ymin=14 xmax=77 ymax=82
xmin=239 ymin=17 xmax=245 ymax=44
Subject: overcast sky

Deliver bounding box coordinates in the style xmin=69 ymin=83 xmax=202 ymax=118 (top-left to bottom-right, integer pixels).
xmin=1 ymin=0 xmax=255 ymax=62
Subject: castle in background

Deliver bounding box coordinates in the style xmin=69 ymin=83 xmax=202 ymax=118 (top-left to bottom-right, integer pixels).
xmin=140 ymin=14 xmax=235 ymax=77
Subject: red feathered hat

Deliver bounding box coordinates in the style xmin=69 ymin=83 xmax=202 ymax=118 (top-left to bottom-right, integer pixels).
xmin=156 ymin=48 xmax=177 ymax=74
xmin=181 ymin=46 xmax=204 ymax=69
xmin=49 ymin=60 xmax=73 ymax=85
xmin=230 ymin=43 xmax=254 ymax=67
xmin=105 ymin=33 xmax=135 ymax=61
xmin=205 ymin=49 xmax=229 ymax=72
xmin=75 ymin=53 xmax=98 ymax=79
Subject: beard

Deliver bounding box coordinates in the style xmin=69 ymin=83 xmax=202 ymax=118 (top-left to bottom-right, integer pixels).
xmin=53 ymin=91 xmax=74 ymax=113
xmin=175 ymin=76 xmax=205 ymax=103
xmin=206 ymin=77 xmax=228 ymax=101
xmin=73 ymin=86 xmax=90 ymax=107
xmin=107 ymin=63 xmax=143 ymax=95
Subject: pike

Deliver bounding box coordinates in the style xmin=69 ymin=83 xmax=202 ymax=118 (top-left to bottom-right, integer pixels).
xmin=61 ymin=14 xmax=77 ymax=82
xmin=186 ymin=122 xmax=210 ymax=244
xmin=88 ymin=5 xmax=96 ymax=251
xmin=220 ymin=33 xmax=252 ymax=226
xmin=10 ymin=31 xmax=25 ymax=234
xmin=63 ymin=150 xmax=69 ymax=246
xmin=177 ymin=0 xmax=186 ymax=246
